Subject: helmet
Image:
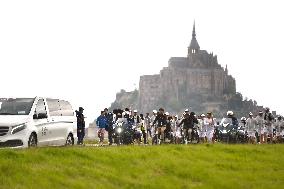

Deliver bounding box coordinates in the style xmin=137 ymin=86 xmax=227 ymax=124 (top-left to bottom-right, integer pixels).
xmin=165 ymin=112 xmax=169 ymax=116
xmin=227 ymin=111 xmax=234 ymax=116
xmin=185 ymin=109 xmax=189 ymax=112
xmin=153 ymin=110 xmax=157 ymax=114
xmin=241 ymin=117 xmax=246 ymax=121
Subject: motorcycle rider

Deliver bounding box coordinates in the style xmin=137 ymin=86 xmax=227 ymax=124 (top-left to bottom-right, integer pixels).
xmin=227 ymin=111 xmax=239 ymax=128
xmin=178 ymin=111 xmax=198 ymax=144
xmin=246 ymin=112 xmax=257 ymax=144
xmin=264 ymin=107 xmax=274 ymax=143
xmin=255 ymin=111 xmax=266 ymax=144
xmin=204 ymin=112 xmax=216 ymax=143
xmin=152 ymin=108 xmax=167 ymax=143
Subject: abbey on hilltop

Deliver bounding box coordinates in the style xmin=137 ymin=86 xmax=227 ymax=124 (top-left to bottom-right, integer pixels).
xmin=110 ymin=23 xmax=265 ymax=117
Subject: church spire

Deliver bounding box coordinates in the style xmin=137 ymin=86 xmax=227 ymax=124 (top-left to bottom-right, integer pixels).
xmin=188 ymin=21 xmax=200 ymax=56
xmin=192 ymin=21 xmax=196 ymax=38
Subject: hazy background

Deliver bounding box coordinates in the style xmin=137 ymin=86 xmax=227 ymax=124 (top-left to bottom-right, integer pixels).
xmin=0 ymin=0 xmax=283 ymax=124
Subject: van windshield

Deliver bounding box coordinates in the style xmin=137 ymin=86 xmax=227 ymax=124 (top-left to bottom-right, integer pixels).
xmin=0 ymin=98 xmax=35 ymax=115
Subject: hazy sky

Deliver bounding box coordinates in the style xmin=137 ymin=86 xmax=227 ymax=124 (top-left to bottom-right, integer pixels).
xmin=0 ymin=0 xmax=283 ymax=123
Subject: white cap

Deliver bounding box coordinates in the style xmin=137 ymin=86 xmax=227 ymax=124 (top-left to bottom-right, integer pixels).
xmin=201 ymin=114 xmax=205 ymax=117
xmin=227 ymin=111 xmax=234 ymax=116
xmin=165 ymin=112 xmax=169 ymax=116
xmin=133 ymin=110 xmax=138 ymax=113
xmin=241 ymin=117 xmax=246 ymax=121
xmin=185 ymin=109 xmax=189 ymax=112
xmin=153 ymin=110 xmax=157 ymax=114
xmin=249 ymin=112 xmax=253 ymax=116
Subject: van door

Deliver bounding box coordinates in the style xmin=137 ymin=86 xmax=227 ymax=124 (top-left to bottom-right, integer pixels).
xmin=46 ymin=98 xmax=66 ymax=145
xmin=32 ymin=98 xmax=49 ymax=146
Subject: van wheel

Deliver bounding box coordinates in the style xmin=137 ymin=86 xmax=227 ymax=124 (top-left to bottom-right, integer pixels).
xmin=28 ymin=133 xmax=37 ymax=147
xmin=66 ymin=134 xmax=74 ymax=146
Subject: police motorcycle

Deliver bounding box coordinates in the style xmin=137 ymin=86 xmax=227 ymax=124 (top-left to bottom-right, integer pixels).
xmin=219 ymin=118 xmax=238 ymax=143
xmin=112 ymin=112 xmax=134 ymax=145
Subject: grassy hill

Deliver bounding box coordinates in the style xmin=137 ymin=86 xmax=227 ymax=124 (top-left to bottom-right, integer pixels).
xmin=0 ymin=144 xmax=284 ymax=189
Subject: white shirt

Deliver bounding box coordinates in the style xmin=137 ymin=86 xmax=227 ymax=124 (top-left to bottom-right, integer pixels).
xmin=246 ymin=117 xmax=256 ymax=131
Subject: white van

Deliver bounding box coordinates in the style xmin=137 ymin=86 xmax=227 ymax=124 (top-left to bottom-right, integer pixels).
xmin=0 ymin=97 xmax=77 ymax=148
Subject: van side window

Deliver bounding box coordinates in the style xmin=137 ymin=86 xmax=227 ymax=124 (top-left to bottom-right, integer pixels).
xmin=59 ymin=100 xmax=74 ymax=116
xmin=35 ymin=99 xmax=47 ymax=115
xmin=46 ymin=99 xmax=60 ymax=116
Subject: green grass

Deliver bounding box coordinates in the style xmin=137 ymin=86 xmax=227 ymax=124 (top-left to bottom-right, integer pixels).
xmin=0 ymin=144 xmax=284 ymax=189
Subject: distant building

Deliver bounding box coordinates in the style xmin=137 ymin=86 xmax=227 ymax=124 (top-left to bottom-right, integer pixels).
xmin=111 ymin=23 xmax=267 ymax=117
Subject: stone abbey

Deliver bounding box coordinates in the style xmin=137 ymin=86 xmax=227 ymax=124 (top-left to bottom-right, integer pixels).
xmin=111 ymin=23 xmax=264 ymax=117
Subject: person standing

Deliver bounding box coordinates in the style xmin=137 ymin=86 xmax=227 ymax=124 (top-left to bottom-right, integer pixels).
xmin=144 ymin=113 xmax=151 ymax=141
xmin=264 ymin=107 xmax=274 ymax=143
xmin=150 ymin=110 xmax=157 ymax=138
xmin=246 ymin=112 xmax=257 ymax=144
xmin=199 ymin=114 xmax=207 ymax=143
xmin=204 ymin=112 xmax=216 ymax=143
xmin=255 ymin=111 xmax=266 ymax=144
xmin=96 ymin=111 xmax=108 ymax=146
xmin=104 ymin=108 xmax=114 ymax=145
xmin=274 ymin=116 xmax=283 ymax=143
xmin=76 ymin=107 xmax=85 ymax=145
xmin=140 ymin=113 xmax=147 ymax=144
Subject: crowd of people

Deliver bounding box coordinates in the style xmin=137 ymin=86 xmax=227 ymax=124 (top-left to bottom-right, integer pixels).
xmin=79 ymin=107 xmax=284 ymax=146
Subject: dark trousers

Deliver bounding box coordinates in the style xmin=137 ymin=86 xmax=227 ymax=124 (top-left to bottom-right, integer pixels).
xmin=77 ymin=128 xmax=85 ymax=144
xmin=108 ymin=129 xmax=114 ymax=144
xmin=142 ymin=130 xmax=147 ymax=144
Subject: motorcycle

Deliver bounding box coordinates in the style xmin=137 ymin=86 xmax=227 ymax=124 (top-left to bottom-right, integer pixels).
xmin=236 ymin=125 xmax=248 ymax=143
xmin=112 ymin=120 xmax=134 ymax=145
xmin=219 ymin=118 xmax=238 ymax=143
